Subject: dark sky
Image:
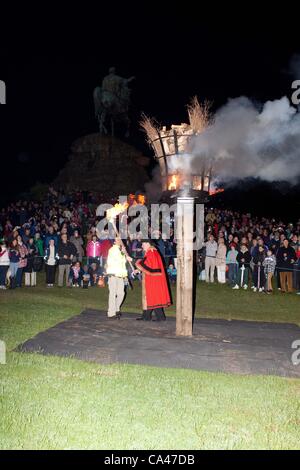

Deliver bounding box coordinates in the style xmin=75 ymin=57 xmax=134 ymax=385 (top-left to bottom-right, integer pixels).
xmin=0 ymin=7 xmax=299 ymax=202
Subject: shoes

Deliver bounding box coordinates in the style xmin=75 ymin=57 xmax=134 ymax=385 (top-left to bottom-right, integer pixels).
xmin=253 ymin=287 xmax=257 ymax=292
xmin=243 ymin=284 xmax=248 ymax=290
xmin=259 ymin=288 xmax=263 ymax=292
xmin=107 ymin=315 xmax=118 ymax=320
xmin=232 ymin=284 xmax=239 ymax=290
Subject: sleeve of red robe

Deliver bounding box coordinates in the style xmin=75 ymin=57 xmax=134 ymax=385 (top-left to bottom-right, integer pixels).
xmin=136 ymin=248 xmax=171 ymax=310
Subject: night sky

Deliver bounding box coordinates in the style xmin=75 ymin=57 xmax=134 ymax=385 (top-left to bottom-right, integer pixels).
xmin=1 ymin=8 xmax=299 ymax=206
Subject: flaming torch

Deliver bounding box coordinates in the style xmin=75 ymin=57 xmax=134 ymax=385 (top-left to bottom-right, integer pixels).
xmin=105 ymin=201 xmax=135 ymax=273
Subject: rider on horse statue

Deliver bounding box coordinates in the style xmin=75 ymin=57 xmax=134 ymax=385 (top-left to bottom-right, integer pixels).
xmin=94 ymin=67 xmax=135 ymax=136
xmin=102 ymin=67 xmax=135 ymax=109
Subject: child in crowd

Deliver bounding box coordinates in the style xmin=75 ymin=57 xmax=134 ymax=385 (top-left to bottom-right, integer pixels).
xmin=82 ymin=265 xmax=91 ymax=289
xmin=88 ymin=262 xmax=101 ymax=286
xmin=226 ymin=243 xmax=238 ymax=287
xmin=69 ymin=261 xmax=84 ymax=287
xmin=262 ymin=249 xmax=276 ymax=294
xmin=167 ymin=263 xmax=177 ymax=284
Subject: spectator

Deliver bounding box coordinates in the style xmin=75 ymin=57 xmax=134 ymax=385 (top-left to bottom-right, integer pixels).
xmin=88 ymin=262 xmax=101 ymax=286
xmin=69 ymin=261 xmax=84 ymax=287
xmin=0 ymin=239 xmax=10 ymax=289
xmin=44 ymin=226 xmax=58 ymax=248
xmin=57 ymin=234 xmax=76 ymax=287
xmin=167 ymin=263 xmax=177 ymax=284
xmin=86 ymin=234 xmax=101 ymax=267
xmin=34 ymin=232 xmax=44 ymax=272
xmin=9 ymin=239 xmax=20 ymax=289
xmin=226 ymin=243 xmax=238 ymax=287
xmin=252 ymin=245 xmax=266 ymax=293
xmin=70 ymin=229 xmax=84 ymax=262
xmin=216 ymin=238 xmax=227 ymax=284
xmin=16 ymin=235 xmax=28 ymax=287
xmin=82 ymin=265 xmax=91 ymax=288
xmin=277 ymin=239 xmax=297 ymax=293
xmin=205 ymin=234 xmax=218 ymax=283
xmin=233 ymin=244 xmax=251 ymax=290
xmin=263 ymin=249 xmax=276 ymax=294
xmin=44 ymin=238 xmax=59 ymax=287
xmin=24 ymin=237 xmax=38 ymax=287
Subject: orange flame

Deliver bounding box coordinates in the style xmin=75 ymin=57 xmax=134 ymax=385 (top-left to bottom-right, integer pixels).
xmin=209 ymin=188 xmax=225 ymax=196
xmin=106 ymin=202 xmax=129 ymax=221
xmin=168 ymin=175 xmax=178 ymax=191
xmin=128 ymin=194 xmax=146 ymax=206
xmin=137 ymin=194 xmax=146 ymax=205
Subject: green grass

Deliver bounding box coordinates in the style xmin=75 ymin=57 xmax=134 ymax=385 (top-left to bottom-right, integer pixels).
xmin=0 ymin=279 xmax=300 ymax=449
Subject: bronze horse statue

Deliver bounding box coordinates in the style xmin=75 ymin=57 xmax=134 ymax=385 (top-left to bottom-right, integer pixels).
xmin=93 ymin=69 xmax=135 ymax=137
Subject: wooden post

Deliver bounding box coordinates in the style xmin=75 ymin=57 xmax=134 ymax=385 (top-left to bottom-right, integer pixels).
xmin=176 ymin=196 xmax=194 ymax=337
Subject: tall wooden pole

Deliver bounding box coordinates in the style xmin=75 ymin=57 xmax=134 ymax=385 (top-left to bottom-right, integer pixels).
xmin=176 ymin=196 xmax=194 ymax=337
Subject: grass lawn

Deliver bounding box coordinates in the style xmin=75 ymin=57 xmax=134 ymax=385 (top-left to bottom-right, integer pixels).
xmin=0 ymin=279 xmax=300 ymax=449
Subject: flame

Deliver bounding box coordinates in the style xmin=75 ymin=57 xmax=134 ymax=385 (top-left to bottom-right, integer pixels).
xmin=106 ymin=202 xmax=129 ymax=221
xmin=193 ymin=176 xmax=202 ymax=191
xmin=209 ymin=188 xmax=225 ymax=196
xmin=137 ymin=194 xmax=146 ymax=205
xmin=168 ymin=175 xmax=178 ymax=191
xmin=128 ymin=194 xmax=146 ymax=206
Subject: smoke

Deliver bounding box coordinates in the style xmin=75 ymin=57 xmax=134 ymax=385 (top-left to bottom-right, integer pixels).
xmin=145 ymin=165 xmax=163 ymax=202
xmin=182 ymin=95 xmax=300 ymax=184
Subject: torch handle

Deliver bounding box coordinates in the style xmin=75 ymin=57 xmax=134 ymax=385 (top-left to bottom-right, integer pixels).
xmin=110 ymin=220 xmax=135 ymax=272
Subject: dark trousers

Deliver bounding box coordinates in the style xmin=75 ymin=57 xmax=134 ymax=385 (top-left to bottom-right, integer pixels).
xmin=16 ymin=268 xmax=23 ymax=287
xmin=275 ymin=268 xmax=281 ymax=289
xmin=46 ymin=264 xmax=56 ymax=284
xmin=0 ymin=266 xmax=9 ymax=286
xmin=253 ymin=266 xmax=265 ymax=288
xmin=142 ymin=308 xmax=166 ymax=321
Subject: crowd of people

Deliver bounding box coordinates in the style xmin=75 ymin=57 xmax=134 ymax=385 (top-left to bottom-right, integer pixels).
xmin=201 ymin=209 xmax=300 ymax=294
xmin=0 ymin=188 xmax=299 ymax=297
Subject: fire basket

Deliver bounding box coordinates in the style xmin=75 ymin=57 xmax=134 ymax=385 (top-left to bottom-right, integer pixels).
xmin=140 ymin=97 xmax=213 ymax=201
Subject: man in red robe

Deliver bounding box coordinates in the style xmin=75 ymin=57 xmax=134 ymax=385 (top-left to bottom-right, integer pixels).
xmin=135 ymin=240 xmax=171 ymax=321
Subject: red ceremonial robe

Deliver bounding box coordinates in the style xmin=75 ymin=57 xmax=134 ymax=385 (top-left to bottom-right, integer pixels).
xmin=136 ymin=248 xmax=171 ymax=310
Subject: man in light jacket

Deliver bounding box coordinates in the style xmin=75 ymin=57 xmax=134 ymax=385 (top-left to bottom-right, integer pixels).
xmin=106 ymin=238 xmax=132 ymax=319
xmin=205 ymin=234 xmax=218 ymax=283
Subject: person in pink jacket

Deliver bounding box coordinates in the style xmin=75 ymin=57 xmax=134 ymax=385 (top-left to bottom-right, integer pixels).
xmin=86 ymin=235 xmax=102 ymax=266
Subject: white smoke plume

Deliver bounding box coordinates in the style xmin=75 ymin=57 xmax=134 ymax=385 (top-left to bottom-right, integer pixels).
xmin=183 ymin=96 xmax=300 ymax=184
xmin=145 ymin=165 xmax=163 ymax=202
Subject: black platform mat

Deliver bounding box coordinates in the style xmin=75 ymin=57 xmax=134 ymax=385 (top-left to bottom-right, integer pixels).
xmin=16 ymin=310 xmax=300 ymax=377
